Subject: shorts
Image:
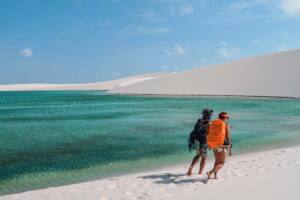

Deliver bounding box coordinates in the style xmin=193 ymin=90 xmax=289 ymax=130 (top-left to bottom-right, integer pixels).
xmin=213 ymin=146 xmax=228 ymax=153
xmin=194 ymin=141 xmax=209 ymax=157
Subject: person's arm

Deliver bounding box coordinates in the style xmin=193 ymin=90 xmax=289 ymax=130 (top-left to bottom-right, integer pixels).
xmin=225 ymin=124 xmax=232 ymax=156
xmin=225 ymin=124 xmax=230 ymax=142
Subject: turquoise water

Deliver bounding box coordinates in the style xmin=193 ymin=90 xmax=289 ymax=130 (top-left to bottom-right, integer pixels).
xmin=1 ymin=91 xmax=300 ymax=195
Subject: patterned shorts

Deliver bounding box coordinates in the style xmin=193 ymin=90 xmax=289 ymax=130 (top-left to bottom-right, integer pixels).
xmin=194 ymin=141 xmax=209 ymax=157
xmin=213 ymin=146 xmax=227 ymax=153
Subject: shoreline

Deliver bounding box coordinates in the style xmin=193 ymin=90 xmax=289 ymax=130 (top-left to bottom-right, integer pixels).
xmin=1 ymin=145 xmax=299 ymax=200
xmin=1 ymin=90 xmax=300 ymax=100
xmin=108 ymin=92 xmax=300 ymax=100
xmin=1 ymin=143 xmax=299 ymax=197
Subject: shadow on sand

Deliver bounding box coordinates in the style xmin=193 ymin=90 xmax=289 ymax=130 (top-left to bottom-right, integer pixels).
xmin=139 ymin=173 xmax=209 ymax=185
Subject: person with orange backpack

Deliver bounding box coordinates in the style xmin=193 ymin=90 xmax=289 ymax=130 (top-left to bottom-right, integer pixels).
xmin=206 ymin=112 xmax=231 ymax=179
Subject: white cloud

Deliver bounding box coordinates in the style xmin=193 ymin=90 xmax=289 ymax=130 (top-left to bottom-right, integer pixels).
xmin=281 ymin=0 xmax=300 ymax=16
xmin=229 ymin=0 xmax=300 ymax=16
xmin=179 ymin=4 xmax=194 ymax=15
xmin=20 ymin=48 xmax=33 ymax=57
xmin=165 ymin=45 xmax=186 ymax=56
xmin=118 ymin=25 xmax=171 ymax=35
xmin=218 ymin=42 xmax=241 ymax=59
xmin=229 ymin=0 xmax=271 ymax=11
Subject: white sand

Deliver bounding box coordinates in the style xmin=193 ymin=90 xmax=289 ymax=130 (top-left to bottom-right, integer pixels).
xmin=109 ymin=49 xmax=300 ymax=98
xmin=1 ymin=146 xmax=299 ymax=200
xmin=0 ymin=72 xmax=172 ymax=91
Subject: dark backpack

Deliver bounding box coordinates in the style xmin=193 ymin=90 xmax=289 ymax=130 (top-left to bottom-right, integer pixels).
xmin=188 ymin=119 xmax=207 ymax=151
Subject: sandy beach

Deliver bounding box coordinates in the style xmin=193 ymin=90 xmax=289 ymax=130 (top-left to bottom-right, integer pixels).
xmin=1 ymin=146 xmax=299 ymax=200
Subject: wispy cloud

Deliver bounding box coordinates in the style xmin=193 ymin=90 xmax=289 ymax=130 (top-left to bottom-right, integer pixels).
xmin=98 ymin=20 xmax=112 ymax=27
xmin=140 ymin=9 xmax=167 ymax=23
xmin=19 ymin=48 xmax=33 ymax=57
xmin=230 ymin=0 xmax=300 ymax=17
xmin=229 ymin=0 xmax=272 ymax=11
xmin=179 ymin=4 xmax=194 ymax=15
xmin=281 ymin=0 xmax=300 ymax=16
xmin=117 ymin=25 xmax=171 ymax=36
xmin=165 ymin=45 xmax=186 ymax=56
xmin=277 ymin=43 xmax=289 ymax=51
xmin=141 ymin=10 xmax=160 ymax=19
xmin=112 ymin=70 xmax=121 ymax=77
xmin=218 ymin=42 xmax=241 ymax=59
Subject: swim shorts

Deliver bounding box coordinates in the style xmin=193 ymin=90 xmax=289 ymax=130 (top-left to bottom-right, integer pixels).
xmin=213 ymin=146 xmax=227 ymax=153
xmin=194 ymin=141 xmax=209 ymax=157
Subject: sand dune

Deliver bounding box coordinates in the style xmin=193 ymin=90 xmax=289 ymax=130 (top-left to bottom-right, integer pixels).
xmin=0 ymin=72 xmax=172 ymax=91
xmin=1 ymin=146 xmax=299 ymax=200
xmin=109 ymin=49 xmax=300 ymax=98
xmin=3 ymin=50 xmax=299 ymax=97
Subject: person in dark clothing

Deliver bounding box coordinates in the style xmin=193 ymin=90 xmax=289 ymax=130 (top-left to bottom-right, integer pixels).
xmin=187 ymin=108 xmax=213 ymax=176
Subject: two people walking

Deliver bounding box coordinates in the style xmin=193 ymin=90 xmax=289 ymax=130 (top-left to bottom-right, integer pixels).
xmin=187 ymin=109 xmax=231 ymax=179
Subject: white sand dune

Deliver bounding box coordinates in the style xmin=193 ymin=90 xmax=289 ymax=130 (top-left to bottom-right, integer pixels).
xmin=0 ymin=72 xmax=172 ymax=91
xmin=109 ymin=49 xmax=300 ymax=98
xmin=1 ymin=146 xmax=299 ymax=200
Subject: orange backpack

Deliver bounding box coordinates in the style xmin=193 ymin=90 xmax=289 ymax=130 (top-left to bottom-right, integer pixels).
xmin=207 ymin=119 xmax=227 ymax=148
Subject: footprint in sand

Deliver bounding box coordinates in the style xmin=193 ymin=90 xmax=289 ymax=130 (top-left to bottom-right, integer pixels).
xmin=163 ymin=193 xmax=172 ymax=198
xmin=168 ymin=183 xmax=177 ymax=188
xmin=107 ymin=184 xmax=117 ymax=190
xmin=124 ymin=191 xmax=133 ymax=196
xmin=157 ymin=188 xmax=167 ymax=192
xmin=95 ymin=187 xmax=103 ymax=191
xmin=276 ymin=163 xmax=283 ymax=167
xmin=137 ymin=195 xmax=148 ymax=200
xmin=100 ymin=196 xmax=110 ymax=200
xmin=129 ymin=182 xmax=139 ymax=187
xmin=141 ymin=183 xmax=150 ymax=188
xmin=109 ymin=178 xmax=119 ymax=181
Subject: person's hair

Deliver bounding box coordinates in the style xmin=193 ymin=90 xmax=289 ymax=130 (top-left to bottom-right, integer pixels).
xmin=201 ymin=108 xmax=213 ymax=120
xmin=218 ymin=112 xmax=229 ymax=120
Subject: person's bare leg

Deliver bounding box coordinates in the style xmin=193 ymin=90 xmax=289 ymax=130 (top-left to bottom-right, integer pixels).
xmin=187 ymin=154 xmax=200 ymax=176
xmin=198 ymin=156 xmax=206 ymax=175
xmin=207 ymin=152 xmax=218 ymax=179
xmin=213 ymin=150 xmax=226 ymax=179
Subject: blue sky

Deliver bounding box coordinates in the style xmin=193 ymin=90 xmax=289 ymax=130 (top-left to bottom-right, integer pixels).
xmin=1 ymin=0 xmax=300 ymax=84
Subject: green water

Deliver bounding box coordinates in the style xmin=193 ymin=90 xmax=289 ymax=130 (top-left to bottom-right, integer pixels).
xmin=0 ymin=91 xmax=300 ymax=195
